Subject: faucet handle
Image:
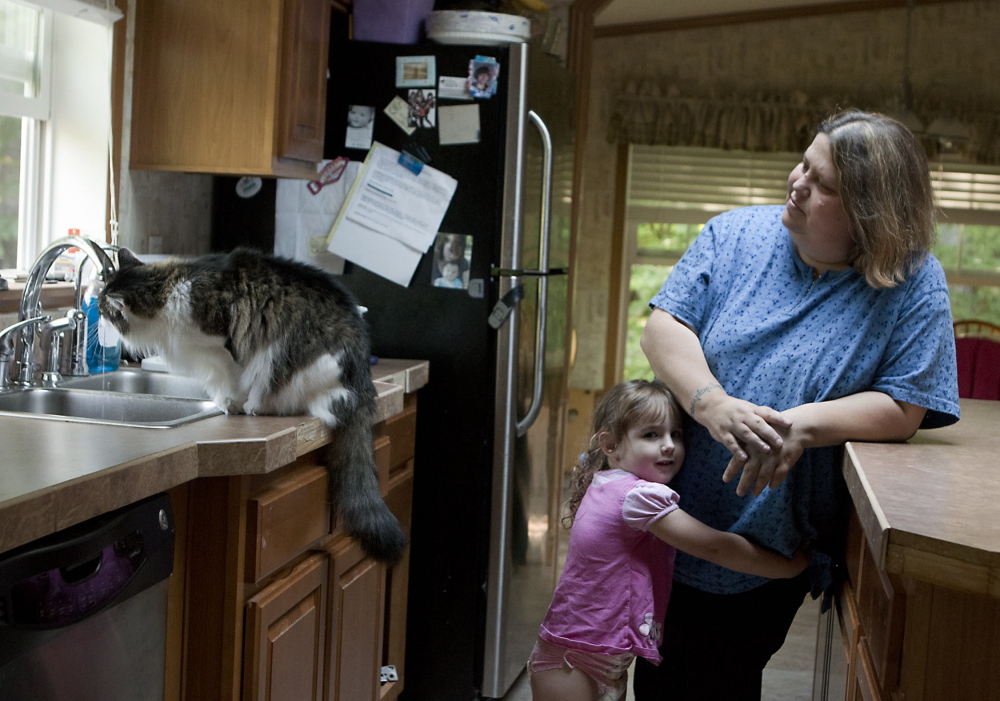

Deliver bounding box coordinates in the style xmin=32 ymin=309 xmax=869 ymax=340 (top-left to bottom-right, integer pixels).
xmin=0 ymin=315 xmax=49 ymax=391
xmin=0 ymin=315 xmax=50 ymax=358
xmin=38 ymin=311 xmax=85 ymax=385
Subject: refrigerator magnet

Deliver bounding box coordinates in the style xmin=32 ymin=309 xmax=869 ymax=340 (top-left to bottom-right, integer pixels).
xmin=438 ymin=75 xmax=472 ymax=101
xmin=406 ymin=89 xmax=436 ymax=129
xmin=438 ymin=104 xmax=480 ymax=145
xmin=431 ymin=233 xmax=472 ymax=290
xmin=384 ymin=96 xmax=416 ymax=135
xmin=395 ymin=55 xmax=437 ymax=88
xmin=468 ymin=57 xmax=499 ymax=99
xmin=345 ymin=105 xmax=375 ymax=150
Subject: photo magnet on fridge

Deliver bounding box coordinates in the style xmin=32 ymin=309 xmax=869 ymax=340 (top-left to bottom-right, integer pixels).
xmin=468 ymin=56 xmax=499 ymax=99
xmin=407 ymin=89 xmax=437 ymax=129
xmin=345 ymin=104 xmax=375 ymax=150
xmin=396 ymin=55 xmax=437 ymax=87
xmin=430 ymin=233 xmax=472 ymax=290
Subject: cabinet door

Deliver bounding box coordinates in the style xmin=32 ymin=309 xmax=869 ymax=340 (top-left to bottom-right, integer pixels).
xmin=244 ymin=553 xmax=329 ymax=701
xmin=277 ymin=0 xmax=331 ymax=162
xmin=326 ymin=536 xmax=385 ymax=701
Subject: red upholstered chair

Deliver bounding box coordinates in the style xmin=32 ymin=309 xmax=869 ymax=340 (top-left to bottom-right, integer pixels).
xmin=954 ymin=320 xmax=1000 ymax=400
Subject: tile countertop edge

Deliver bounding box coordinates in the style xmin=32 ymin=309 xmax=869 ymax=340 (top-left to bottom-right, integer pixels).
xmin=0 ymin=360 xmax=427 ymax=553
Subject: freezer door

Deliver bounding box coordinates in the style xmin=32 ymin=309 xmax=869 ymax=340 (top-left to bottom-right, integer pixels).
xmin=482 ymin=43 xmax=574 ymax=699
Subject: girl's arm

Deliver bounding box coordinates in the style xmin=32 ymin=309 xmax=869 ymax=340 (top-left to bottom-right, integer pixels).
xmin=640 ymin=308 xmax=790 ymax=461
xmin=648 ymin=508 xmax=810 ymax=579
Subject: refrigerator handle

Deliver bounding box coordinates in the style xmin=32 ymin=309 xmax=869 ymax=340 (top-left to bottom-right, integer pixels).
xmin=516 ymin=110 xmax=554 ymax=437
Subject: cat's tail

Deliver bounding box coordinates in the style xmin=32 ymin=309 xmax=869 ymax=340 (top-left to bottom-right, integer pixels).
xmin=323 ymin=404 xmax=408 ymax=564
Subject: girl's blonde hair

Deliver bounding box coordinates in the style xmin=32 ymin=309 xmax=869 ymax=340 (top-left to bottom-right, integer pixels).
xmin=818 ymin=109 xmax=936 ymax=289
xmin=563 ymin=379 xmax=681 ymax=527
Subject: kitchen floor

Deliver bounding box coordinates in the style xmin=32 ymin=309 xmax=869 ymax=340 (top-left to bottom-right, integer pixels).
xmin=499 ymin=595 xmax=821 ymax=700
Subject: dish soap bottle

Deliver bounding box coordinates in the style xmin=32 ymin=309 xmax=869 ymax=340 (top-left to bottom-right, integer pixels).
xmin=81 ymin=268 xmax=121 ymax=373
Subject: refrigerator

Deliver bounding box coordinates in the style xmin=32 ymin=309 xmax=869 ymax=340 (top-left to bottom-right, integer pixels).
xmin=325 ymin=40 xmax=574 ymax=700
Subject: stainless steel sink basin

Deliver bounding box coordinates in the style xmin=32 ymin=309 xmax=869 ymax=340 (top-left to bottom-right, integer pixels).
xmin=0 ymin=387 xmax=222 ymax=429
xmin=59 ymin=368 xmax=210 ymax=400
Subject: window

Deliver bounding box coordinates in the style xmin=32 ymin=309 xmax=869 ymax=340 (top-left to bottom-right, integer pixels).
xmin=617 ymin=145 xmax=1000 ymax=382
xmin=0 ymin=0 xmax=115 ymax=274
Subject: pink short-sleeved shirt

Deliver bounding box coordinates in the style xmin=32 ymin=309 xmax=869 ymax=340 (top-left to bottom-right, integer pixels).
xmin=538 ymin=470 xmax=680 ymax=663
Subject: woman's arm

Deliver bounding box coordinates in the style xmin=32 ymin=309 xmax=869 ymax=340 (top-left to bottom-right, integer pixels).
xmin=640 ymin=308 xmax=790 ymax=460
xmin=728 ymin=392 xmax=927 ymax=497
xmin=648 ymin=508 xmax=809 ymax=579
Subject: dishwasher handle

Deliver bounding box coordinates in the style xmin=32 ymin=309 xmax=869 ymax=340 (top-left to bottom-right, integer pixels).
xmin=0 ymin=492 xmax=174 ymax=630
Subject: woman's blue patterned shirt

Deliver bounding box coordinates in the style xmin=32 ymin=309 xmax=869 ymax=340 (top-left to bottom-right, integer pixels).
xmin=649 ymin=205 xmax=960 ymax=595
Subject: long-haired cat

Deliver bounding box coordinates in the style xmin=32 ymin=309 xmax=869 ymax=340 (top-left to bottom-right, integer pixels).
xmin=99 ymin=247 xmax=407 ymax=563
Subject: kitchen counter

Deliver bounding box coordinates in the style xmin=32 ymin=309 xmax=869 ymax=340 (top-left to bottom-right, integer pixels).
xmin=843 ymin=398 xmax=1000 ymax=597
xmin=0 ymin=358 xmax=428 ymax=554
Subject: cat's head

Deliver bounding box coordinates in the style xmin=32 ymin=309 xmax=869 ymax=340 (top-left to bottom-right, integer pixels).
xmin=98 ymin=248 xmax=176 ymax=336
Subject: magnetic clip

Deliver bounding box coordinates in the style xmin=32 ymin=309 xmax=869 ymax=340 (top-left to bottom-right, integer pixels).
xmin=488 ymin=284 xmax=525 ymax=329
xmin=307 ymin=157 xmax=348 ymax=194
xmin=397 ymin=150 xmax=424 ymax=175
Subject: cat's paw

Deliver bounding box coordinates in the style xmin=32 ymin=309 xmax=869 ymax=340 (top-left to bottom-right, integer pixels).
xmin=213 ymin=395 xmax=244 ymax=415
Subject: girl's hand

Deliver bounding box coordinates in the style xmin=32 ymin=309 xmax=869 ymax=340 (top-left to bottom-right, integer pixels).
xmin=695 ymin=392 xmax=791 ymax=464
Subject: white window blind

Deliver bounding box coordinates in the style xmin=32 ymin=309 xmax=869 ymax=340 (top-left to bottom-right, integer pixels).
xmin=627 ymin=145 xmax=1000 ymax=223
xmin=930 ymin=162 xmax=1000 ymax=212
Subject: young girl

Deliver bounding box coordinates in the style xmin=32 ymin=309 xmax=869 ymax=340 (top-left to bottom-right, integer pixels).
xmin=528 ymin=379 xmax=809 ymax=701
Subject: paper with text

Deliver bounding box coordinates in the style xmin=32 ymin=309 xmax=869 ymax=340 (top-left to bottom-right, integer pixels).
xmin=327 ymin=143 xmax=458 ymax=286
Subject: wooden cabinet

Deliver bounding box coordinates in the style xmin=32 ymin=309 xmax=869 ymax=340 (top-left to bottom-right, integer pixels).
xmin=244 ymin=554 xmax=329 ymax=701
xmin=326 ymin=535 xmax=385 ymax=701
xmin=131 ymin=0 xmax=346 ymax=178
xmin=814 ymin=509 xmax=1000 ymax=700
xmin=165 ymin=393 xmax=419 ymax=701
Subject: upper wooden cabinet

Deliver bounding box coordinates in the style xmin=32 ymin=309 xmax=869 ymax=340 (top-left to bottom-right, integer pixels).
xmin=130 ymin=0 xmax=342 ymax=178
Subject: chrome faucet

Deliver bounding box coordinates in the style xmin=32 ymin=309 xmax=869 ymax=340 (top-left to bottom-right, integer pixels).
xmin=0 ymin=236 xmax=117 ymax=391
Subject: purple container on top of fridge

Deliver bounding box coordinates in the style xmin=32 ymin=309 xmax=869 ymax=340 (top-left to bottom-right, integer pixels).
xmin=352 ymin=0 xmax=435 ymax=44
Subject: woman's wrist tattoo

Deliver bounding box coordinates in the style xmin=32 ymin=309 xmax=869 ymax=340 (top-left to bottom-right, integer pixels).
xmin=689 ymin=383 xmax=723 ymax=416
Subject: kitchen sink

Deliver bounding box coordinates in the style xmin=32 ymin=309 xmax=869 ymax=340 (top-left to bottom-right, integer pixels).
xmin=0 ymin=387 xmax=222 ymax=429
xmin=59 ymin=368 xmax=210 ymax=400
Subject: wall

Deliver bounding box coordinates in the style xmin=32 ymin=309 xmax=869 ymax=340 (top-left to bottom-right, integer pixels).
xmin=570 ymin=0 xmax=1000 ymax=390
xmin=47 ymin=12 xmax=112 ymax=245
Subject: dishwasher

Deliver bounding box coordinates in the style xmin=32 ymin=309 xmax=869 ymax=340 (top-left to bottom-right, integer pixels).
xmin=0 ymin=492 xmax=174 ymax=700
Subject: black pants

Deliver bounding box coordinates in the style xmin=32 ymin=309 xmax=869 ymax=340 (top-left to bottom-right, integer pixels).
xmin=633 ymin=572 xmax=811 ymax=701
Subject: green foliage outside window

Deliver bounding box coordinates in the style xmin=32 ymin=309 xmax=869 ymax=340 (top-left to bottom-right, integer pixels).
xmin=932 ymin=223 xmax=1000 ymax=325
xmin=0 ymin=115 xmax=19 ymax=270
xmin=624 ymin=264 xmax=672 ymax=382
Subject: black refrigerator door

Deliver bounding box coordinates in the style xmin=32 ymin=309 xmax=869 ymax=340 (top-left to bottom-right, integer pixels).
xmin=328 ymin=41 xmax=511 ymax=701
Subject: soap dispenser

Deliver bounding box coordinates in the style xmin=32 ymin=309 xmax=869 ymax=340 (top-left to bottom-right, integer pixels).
xmin=81 ymin=266 xmax=121 ymax=373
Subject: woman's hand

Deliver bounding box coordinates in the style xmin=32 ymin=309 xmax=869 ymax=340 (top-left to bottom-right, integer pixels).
xmin=723 ymin=394 xmax=927 ymax=497
xmin=723 ymin=417 xmax=805 ymax=497
xmin=694 ymin=391 xmax=791 ymax=463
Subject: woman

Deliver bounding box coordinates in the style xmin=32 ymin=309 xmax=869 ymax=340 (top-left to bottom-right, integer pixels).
xmin=634 ymin=110 xmax=959 ymax=700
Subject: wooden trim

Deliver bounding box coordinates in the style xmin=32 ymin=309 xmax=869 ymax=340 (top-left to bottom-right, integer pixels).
xmin=108 ymin=0 xmax=127 ymax=245
xmin=604 ymin=142 xmax=630 ymax=388
xmin=593 ymin=0 xmax=977 ymax=38
xmin=567 ymin=0 xmax=612 ymax=388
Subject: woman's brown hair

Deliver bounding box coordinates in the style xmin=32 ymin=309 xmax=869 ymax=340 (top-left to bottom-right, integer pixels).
xmin=818 ymin=109 xmax=936 ymax=288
